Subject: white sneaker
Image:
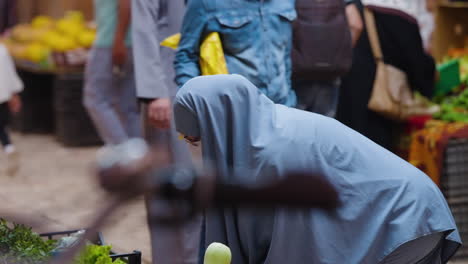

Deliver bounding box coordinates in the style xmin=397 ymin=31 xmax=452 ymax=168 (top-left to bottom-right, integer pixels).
xmin=5 ymin=145 xmax=19 ymax=177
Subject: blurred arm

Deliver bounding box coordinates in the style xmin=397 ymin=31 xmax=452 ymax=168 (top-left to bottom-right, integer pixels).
xmin=345 ymin=2 xmax=363 ymax=47
xmin=113 ymin=0 xmax=131 ymax=66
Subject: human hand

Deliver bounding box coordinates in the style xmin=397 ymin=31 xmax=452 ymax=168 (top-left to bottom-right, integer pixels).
xmin=148 ymin=98 xmax=172 ymax=129
xmin=112 ymin=38 xmax=127 ymax=67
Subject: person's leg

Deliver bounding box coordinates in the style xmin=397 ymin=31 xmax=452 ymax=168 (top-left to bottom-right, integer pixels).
xmin=293 ymin=79 xmax=318 ymax=112
xmin=141 ymin=103 xmax=201 ymax=264
xmin=0 ymin=103 xmax=11 ymax=148
xmin=83 ymin=48 xmax=129 ymax=145
xmin=293 ymin=79 xmax=340 ymax=117
xmin=324 ymin=79 xmax=341 ymax=118
xmin=116 ymin=51 xmax=141 ymax=139
xmin=379 ymin=232 xmax=445 ymax=264
xmin=0 ymin=102 xmax=19 ymax=175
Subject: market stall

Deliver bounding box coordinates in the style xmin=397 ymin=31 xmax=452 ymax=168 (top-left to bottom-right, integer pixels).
xmin=0 ymin=221 xmax=141 ymax=264
xmin=1 ymin=11 xmax=102 ymax=146
xmin=402 ymin=1 xmax=468 ymax=258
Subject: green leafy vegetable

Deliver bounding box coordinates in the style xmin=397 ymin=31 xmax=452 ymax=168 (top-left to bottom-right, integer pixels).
xmin=433 ymin=87 xmax=468 ymax=122
xmin=0 ymin=219 xmax=57 ymax=263
xmin=0 ymin=220 xmax=125 ymax=264
xmin=74 ymin=245 xmax=125 ymax=264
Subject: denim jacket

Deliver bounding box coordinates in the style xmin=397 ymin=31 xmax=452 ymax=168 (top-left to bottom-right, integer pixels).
xmin=174 ymin=0 xmax=297 ymax=106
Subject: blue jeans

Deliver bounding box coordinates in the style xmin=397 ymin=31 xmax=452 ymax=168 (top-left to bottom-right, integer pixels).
xmin=293 ymin=79 xmax=340 ymax=118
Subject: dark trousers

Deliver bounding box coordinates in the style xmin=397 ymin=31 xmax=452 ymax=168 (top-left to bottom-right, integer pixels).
xmin=0 ymin=103 xmax=11 ymax=147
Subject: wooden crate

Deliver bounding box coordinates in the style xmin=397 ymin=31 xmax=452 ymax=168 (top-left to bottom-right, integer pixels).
xmin=433 ymin=0 xmax=468 ymax=61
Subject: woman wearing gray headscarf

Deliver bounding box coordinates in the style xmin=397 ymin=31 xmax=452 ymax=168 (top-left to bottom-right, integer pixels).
xmin=174 ymin=74 xmax=461 ymax=264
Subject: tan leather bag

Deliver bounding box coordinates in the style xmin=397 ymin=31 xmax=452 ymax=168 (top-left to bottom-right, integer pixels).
xmin=364 ymin=8 xmax=414 ymax=121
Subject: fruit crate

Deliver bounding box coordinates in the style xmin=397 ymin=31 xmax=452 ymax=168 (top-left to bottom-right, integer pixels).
xmin=40 ymin=230 xmax=142 ymax=264
xmin=53 ymin=72 xmax=102 ymax=147
xmin=441 ymin=138 xmax=468 ymax=260
xmin=11 ymin=69 xmax=55 ymax=133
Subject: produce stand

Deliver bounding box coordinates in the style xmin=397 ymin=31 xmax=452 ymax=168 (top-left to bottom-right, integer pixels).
xmin=404 ymin=23 xmax=468 ymax=255
xmin=433 ymin=0 xmax=468 ymax=62
xmin=4 ymin=11 xmax=103 ymax=146
xmin=40 ymin=230 xmax=142 ymax=264
xmin=54 ymin=72 xmax=102 ymax=147
xmin=10 ymin=61 xmax=102 ymax=147
xmin=408 ymin=121 xmax=468 ymax=260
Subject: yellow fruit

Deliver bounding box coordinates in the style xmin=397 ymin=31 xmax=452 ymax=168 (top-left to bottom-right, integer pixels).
xmin=11 ymin=24 xmax=34 ymax=43
xmin=77 ymin=30 xmax=96 ymax=48
xmin=51 ymin=36 xmax=77 ymax=52
xmin=25 ymin=43 xmax=49 ymax=63
xmin=29 ymin=27 xmax=49 ymax=42
xmin=56 ymin=19 xmax=72 ymax=33
xmin=40 ymin=30 xmax=61 ymax=47
xmin=32 ymin=16 xmax=54 ymax=29
xmin=56 ymin=18 xmax=85 ymax=38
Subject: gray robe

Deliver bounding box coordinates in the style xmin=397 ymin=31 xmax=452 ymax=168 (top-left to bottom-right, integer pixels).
xmin=132 ymin=0 xmax=184 ymax=99
xmin=173 ymin=74 xmax=461 ymax=264
xmin=131 ymin=1 xmax=201 ymax=263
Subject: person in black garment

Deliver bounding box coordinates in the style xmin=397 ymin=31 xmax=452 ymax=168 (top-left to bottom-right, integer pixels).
xmin=337 ymin=0 xmax=436 ymax=151
xmin=0 ymin=43 xmax=22 ymax=176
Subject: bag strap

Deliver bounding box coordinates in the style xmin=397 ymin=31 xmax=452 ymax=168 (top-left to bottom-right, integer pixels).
xmin=364 ymin=8 xmax=384 ymax=61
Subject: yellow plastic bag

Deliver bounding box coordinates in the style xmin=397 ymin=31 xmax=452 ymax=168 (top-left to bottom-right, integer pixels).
xmin=160 ymin=33 xmax=181 ymax=50
xmin=161 ymin=32 xmax=228 ymax=75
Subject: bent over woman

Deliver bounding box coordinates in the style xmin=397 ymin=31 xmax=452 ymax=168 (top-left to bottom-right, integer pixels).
xmin=174 ymin=74 xmax=460 ymax=264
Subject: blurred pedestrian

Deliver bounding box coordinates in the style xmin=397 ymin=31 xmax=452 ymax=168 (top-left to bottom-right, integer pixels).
xmin=131 ymin=0 xmax=201 ymax=263
xmin=0 ymin=43 xmax=22 ymax=176
xmin=83 ymin=0 xmax=141 ymax=146
xmin=292 ymin=0 xmax=363 ymax=117
xmin=337 ymin=0 xmax=436 ymax=150
xmin=175 ymin=0 xmax=297 ymax=107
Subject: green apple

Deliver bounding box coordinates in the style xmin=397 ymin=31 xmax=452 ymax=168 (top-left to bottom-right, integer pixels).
xmin=204 ymin=242 xmax=232 ymax=264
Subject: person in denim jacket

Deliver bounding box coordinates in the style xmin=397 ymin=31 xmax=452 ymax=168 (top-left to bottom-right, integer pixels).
xmin=174 ymin=0 xmax=297 ymax=107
